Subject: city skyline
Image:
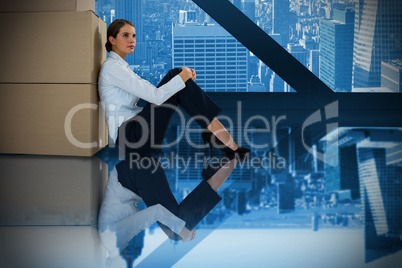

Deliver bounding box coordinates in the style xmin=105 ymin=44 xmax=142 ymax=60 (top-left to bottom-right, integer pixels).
xmin=93 ymin=0 xmax=402 ymax=266
xmin=96 ymin=0 xmax=401 ymax=93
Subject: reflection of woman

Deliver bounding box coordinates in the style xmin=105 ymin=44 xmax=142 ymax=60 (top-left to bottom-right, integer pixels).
xmin=99 ymin=155 xmax=237 ymax=247
xmin=98 ymin=166 xmax=194 ymax=254
xmin=98 ymin=166 xmax=189 ymax=267
xmin=98 ymin=19 xmax=249 ymax=239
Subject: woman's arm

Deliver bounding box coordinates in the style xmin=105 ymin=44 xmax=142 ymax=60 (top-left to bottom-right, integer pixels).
xmin=105 ymin=64 xmax=195 ymax=105
xmin=99 ymin=203 xmax=187 ymax=255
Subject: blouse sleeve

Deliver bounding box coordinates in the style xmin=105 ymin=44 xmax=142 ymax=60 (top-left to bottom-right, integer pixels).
xmin=105 ymin=63 xmax=186 ymax=105
xmin=100 ymin=204 xmax=186 ymax=256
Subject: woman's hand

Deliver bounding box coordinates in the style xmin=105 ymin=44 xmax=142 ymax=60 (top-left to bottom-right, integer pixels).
xmin=179 ymin=67 xmax=196 ymax=82
xmin=190 ymin=68 xmax=196 ymax=81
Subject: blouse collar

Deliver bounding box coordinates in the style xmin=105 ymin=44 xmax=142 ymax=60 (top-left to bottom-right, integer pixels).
xmin=109 ymin=51 xmax=129 ymax=67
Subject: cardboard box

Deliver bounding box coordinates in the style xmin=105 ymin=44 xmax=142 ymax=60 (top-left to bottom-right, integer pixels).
xmin=0 ymin=11 xmax=106 ymax=84
xmin=0 ymin=84 xmax=108 ymax=156
xmin=0 ymin=226 xmax=105 ymax=268
xmin=0 ymin=0 xmax=95 ymax=13
xmin=0 ymin=155 xmax=108 ymax=226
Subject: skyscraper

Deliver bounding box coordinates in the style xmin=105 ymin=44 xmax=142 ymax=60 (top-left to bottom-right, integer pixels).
xmin=272 ymin=0 xmax=290 ymax=47
xmin=115 ymin=0 xmax=146 ymax=65
xmin=284 ymin=44 xmax=308 ymax=92
xmin=357 ymin=145 xmax=402 ymax=262
xmin=320 ymin=8 xmax=355 ymax=92
xmin=309 ymin=49 xmax=320 ymax=78
xmin=319 ymin=127 xmax=402 ymax=262
xmin=357 ymin=144 xmax=402 ymax=237
xmin=353 ymin=0 xmax=402 ymax=88
xmin=172 ymin=25 xmax=248 ymax=92
xmin=363 ymin=186 xmax=402 ymax=263
xmin=381 ymin=59 xmax=402 ymax=92
xmin=270 ymin=73 xmax=285 ymax=92
xmin=324 ymin=143 xmax=360 ymax=199
xmin=265 ymin=33 xmax=286 ymax=92
xmin=275 ymin=173 xmax=295 ymax=214
xmin=241 ymin=0 xmax=256 ymax=23
xmin=287 ymin=44 xmax=308 ymax=66
xmin=95 ymin=0 xmax=115 ymax=24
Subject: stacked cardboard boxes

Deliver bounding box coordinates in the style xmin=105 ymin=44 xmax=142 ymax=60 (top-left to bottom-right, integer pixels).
xmin=0 ymin=0 xmax=95 ymax=13
xmin=0 ymin=155 xmax=107 ymax=225
xmin=0 ymin=0 xmax=109 ymax=225
xmin=0 ymin=8 xmax=108 ymax=156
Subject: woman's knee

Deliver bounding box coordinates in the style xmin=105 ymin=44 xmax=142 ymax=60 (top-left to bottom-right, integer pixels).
xmin=158 ymin=68 xmax=182 ymax=87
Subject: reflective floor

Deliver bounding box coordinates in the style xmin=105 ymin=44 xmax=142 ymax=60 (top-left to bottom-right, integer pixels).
xmin=1 ymin=210 xmax=401 ymax=268
xmin=1 ymin=127 xmax=402 ymax=268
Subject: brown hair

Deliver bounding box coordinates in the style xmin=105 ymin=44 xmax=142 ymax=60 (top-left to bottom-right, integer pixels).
xmin=105 ymin=19 xmax=135 ymax=52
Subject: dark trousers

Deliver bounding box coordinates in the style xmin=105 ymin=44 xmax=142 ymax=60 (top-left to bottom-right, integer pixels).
xmin=116 ymin=68 xmax=222 ymax=238
xmin=116 ymin=157 xmax=221 ymax=237
xmin=117 ymin=68 xmax=222 ymax=156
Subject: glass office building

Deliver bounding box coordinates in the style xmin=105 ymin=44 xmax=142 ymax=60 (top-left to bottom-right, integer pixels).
xmin=381 ymin=59 xmax=402 ymax=92
xmin=115 ymin=0 xmax=147 ymax=65
xmin=272 ymin=0 xmax=290 ymax=47
xmin=353 ymin=0 xmax=402 ymax=88
xmin=320 ymin=8 xmax=354 ymax=91
xmin=173 ymin=24 xmax=249 ymax=92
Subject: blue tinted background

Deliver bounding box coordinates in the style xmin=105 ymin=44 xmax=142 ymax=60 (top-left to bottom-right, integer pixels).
xmin=94 ymin=0 xmax=402 ymax=267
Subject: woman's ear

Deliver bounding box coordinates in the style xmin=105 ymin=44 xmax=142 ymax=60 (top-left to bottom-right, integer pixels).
xmin=108 ymin=36 xmax=115 ymax=45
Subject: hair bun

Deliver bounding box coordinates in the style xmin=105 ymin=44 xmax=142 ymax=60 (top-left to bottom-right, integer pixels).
xmin=105 ymin=41 xmax=112 ymax=52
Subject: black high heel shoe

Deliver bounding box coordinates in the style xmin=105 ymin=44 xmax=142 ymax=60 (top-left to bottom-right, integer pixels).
xmin=202 ymin=155 xmax=235 ymax=180
xmin=201 ymin=129 xmax=250 ymax=162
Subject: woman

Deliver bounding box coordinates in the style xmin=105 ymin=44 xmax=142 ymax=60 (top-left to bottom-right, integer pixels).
xmin=98 ymin=19 xmax=249 ymax=239
xmin=98 ymin=19 xmax=249 ymax=158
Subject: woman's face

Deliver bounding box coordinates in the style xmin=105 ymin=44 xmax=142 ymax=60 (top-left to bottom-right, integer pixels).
xmin=109 ymin=24 xmax=136 ymax=59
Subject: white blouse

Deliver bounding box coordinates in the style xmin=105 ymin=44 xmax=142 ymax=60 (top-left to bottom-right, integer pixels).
xmin=98 ymin=51 xmax=186 ymax=143
xmin=98 ymin=167 xmax=186 ymax=258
